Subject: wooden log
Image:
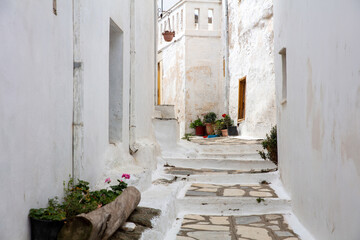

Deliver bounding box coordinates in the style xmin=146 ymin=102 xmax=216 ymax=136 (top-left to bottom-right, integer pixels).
xmin=58 ymin=186 xmax=141 ymax=240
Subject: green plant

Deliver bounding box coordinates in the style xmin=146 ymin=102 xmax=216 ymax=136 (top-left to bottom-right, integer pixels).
xmin=258 ymin=126 xmax=278 ymax=165
xmin=221 ymin=114 xmax=234 ymax=128
xmin=189 ymin=117 xmax=204 ymax=129
xmin=29 ymin=197 xmax=66 ymax=221
xmin=203 ymin=112 xmax=217 ymax=124
xmin=256 ymin=197 xmax=265 ymax=203
xmin=214 ymin=119 xmax=225 ymax=134
xmin=182 ymin=133 xmax=194 ymax=141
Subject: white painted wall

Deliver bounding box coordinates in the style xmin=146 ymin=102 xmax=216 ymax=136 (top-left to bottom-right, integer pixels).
xmin=274 ymin=1 xmax=360 ymax=239
xmin=158 ymin=0 xmax=224 ymax=136
xmin=0 ymin=0 xmax=157 ymax=238
xmin=227 ymin=0 xmax=276 ymax=138
xmin=0 ymin=1 xmax=73 ymax=239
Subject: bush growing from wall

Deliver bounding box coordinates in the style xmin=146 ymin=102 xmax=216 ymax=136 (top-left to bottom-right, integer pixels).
xmin=258 ymin=126 xmax=278 ymax=165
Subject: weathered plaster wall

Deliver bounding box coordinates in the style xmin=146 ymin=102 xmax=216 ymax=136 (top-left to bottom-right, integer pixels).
xmin=0 ymin=0 xmax=157 ymax=238
xmin=0 ymin=1 xmax=73 ymax=239
xmin=159 ymin=37 xmax=186 ymax=136
xmin=274 ymin=1 xmax=360 ymax=239
xmin=158 ymin=0 xmax=224 ymax=136
xmin=228 ymin=0 xmax=276 ymax=138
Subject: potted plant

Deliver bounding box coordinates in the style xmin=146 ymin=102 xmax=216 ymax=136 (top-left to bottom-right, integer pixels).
xmin=29 ymin=197 xmax=66 ymax=240
xmin=214 ymin=119 xmax=224 ymax=135
xmin=219 ymin=114 xmax=235 ymax=137
xmin=203 ymin=112 xmax=217 ymax=135
xmin=29 ymin=175 xmax=130 ymax=239
xmin=190 ymin=117 xmax=205 ymax=136
xmin=162 ymin=31 xmax=175 ymax=42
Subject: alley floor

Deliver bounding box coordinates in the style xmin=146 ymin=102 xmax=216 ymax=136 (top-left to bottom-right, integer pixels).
xmin=138 ymin=136 xmax=313 ymax=240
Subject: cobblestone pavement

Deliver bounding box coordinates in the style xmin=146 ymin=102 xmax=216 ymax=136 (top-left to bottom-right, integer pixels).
xmin=176 ymin=214 xmax=300 ymax=240
xmin=165 ymin=167 xmax=277 ymax=175
xmin=185 ymin=183 xmax=278 ymax=198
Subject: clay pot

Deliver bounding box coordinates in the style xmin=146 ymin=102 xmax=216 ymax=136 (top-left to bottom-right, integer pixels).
xmin=205 ymin=123 xmax=214 ymax=135
xmin=195 ymin=126 xmax=205 ymax=136
xmin=162 ymin=31 xmax=175 ymax=42
xmin=221 ymin=129 xmax=228 ymax=137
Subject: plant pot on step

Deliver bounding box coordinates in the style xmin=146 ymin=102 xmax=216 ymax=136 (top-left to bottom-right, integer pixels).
xmin=195 ymin=126 xmax=205 ymax=136
xmin=30 ymin=217 xmax=65 ymax=240
xmin=221 ymin=129 xmax=228 ymax=137
xmin=205 ymin=123 xmax=214 ymax=135
xmin=162 ymin=31 xmax=175 ymax=42
xmin=228 ymin=126 xmax=238 ymax=136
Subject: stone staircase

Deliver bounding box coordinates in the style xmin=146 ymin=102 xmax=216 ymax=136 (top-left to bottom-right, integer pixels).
xmin=139 ymin=115 xmax=313 ymax=239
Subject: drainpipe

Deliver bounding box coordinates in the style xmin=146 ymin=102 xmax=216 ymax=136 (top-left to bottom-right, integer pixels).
xmin=72 ymin=0 xmax=84 ymax=180
xmin=223 ymin=0 xmax=230 ymax=113
xmin=154 ymin=0 xmax=158 ymax=105
xmin=129 ymin=0 xmax=138 ymax=154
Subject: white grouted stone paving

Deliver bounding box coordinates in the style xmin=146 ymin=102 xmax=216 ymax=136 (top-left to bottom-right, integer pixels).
xmin=176 ymin=214 xmax=300 ymax=240
xmin=141 ymin=137 xmax=315 ymax=240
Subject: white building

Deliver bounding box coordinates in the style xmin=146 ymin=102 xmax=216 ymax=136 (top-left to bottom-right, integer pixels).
xmin=157 ymin=0 xmax=224 ymax=137
xmin=275 ymin=1 xmax=360 ymax=239
xmin=226 ymin=0 xmax=276 ymax=138
xmin=0 ymin=0 xmax=157 ymax=239
xmin=158 ymin=0 xmax=276 ymax=138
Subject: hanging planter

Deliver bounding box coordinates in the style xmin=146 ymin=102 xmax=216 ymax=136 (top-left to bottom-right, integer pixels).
xmin=163 ymin=31 xmax=175 ymax=42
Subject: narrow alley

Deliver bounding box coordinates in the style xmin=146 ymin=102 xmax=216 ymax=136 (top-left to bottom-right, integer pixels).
xmin=136 ymin=114 xmax=313 ymax=239
xmin=1 ymin=0 xmax=360 ymax=240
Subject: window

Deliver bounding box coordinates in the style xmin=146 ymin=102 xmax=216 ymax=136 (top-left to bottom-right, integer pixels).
xmin=194 ymin=8 xmax=199 ymax=30
xmin=238 ymin=77 xmax=246 ymax=121
xmin=109 ymin=19 xmax=124 ymax=144
xmin=181 ymin=10 xmax=184 ymax=31
xmin=176 ymin=13 xmax=179 ymax=32
xmin=160 ymin=23 xmax=163 ymax=44
xmin=172 ymin=16 xmax=175 ymax=31
xmin=208 ymin=9 xmax=213 ymax=30
xmin=279 ymin=48 xmax=287 ymax=103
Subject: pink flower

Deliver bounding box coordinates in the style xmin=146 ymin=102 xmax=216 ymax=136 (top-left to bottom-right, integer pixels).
xmin=105 ymin=177 xmax=111 ymax=184
xmin=122 ymin=174 xmax=130 ymax=179
xmin=222 ymin=114 xmax=227 ymax=118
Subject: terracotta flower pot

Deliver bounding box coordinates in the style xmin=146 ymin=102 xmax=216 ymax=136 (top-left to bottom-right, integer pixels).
xmin=205 ymin=123 xmax=214 ymax=135
xmin=195 ymin=126 xmax=205 ymax=136
xmin=162 ymin=31 xmax=175 ymax=42
xmin=221 ymin=129 xmax=228 ymax=137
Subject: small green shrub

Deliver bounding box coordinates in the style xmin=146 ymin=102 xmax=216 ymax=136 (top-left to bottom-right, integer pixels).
xmin=182 ymin=133 xmax=194 ymax=141
xmin=29 ymin=197 xmax=66 ymax=221
xmin=258 ymin=126 xmax=278 ymax=165
xmin=203 ymin=112 xmax=217 ymax=124
xmin=29 ymin=176 xmax=129 ymax=220
xmin=189 ymin=118 xmax=204 ymax=129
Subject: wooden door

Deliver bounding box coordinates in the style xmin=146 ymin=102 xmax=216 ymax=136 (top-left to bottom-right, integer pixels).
xmin=238 ymin=77 xmax=246 ymax=121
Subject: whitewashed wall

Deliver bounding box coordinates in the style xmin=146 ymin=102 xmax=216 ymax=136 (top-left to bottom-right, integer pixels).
xmin=228 ymin=0 xmax=276 ymax=138
xmin=0 ymin=1 xmax=73 ymax=239
xmin=0 ymin=0 xmax=157 ymax=239
xmin=274 ymin=1 xmax=360 ymax=239
xmin=158 ymin=0 xmax=224 ymax=136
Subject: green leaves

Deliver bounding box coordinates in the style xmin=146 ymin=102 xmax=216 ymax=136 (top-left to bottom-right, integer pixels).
xmin=258 ymin=126 xmax=278 ymax=165
xmin=190 ymin=118 xmax=204 ymax=128
xmin=203 ymin=112 xmax=217 ymax=124
xmin=29 ymin=177 xmax=128 ymax=220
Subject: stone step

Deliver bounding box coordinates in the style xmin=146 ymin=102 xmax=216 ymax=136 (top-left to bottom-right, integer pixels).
xmin=197 ymin=152 xmax=262 ymax=160
xmin=176 ymin=197 xmax=291 ymax=216
xmin=163 ymin=158 xmax=276 ymax=171
xmin=195 ymin=143 xmax=263 ymax=154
